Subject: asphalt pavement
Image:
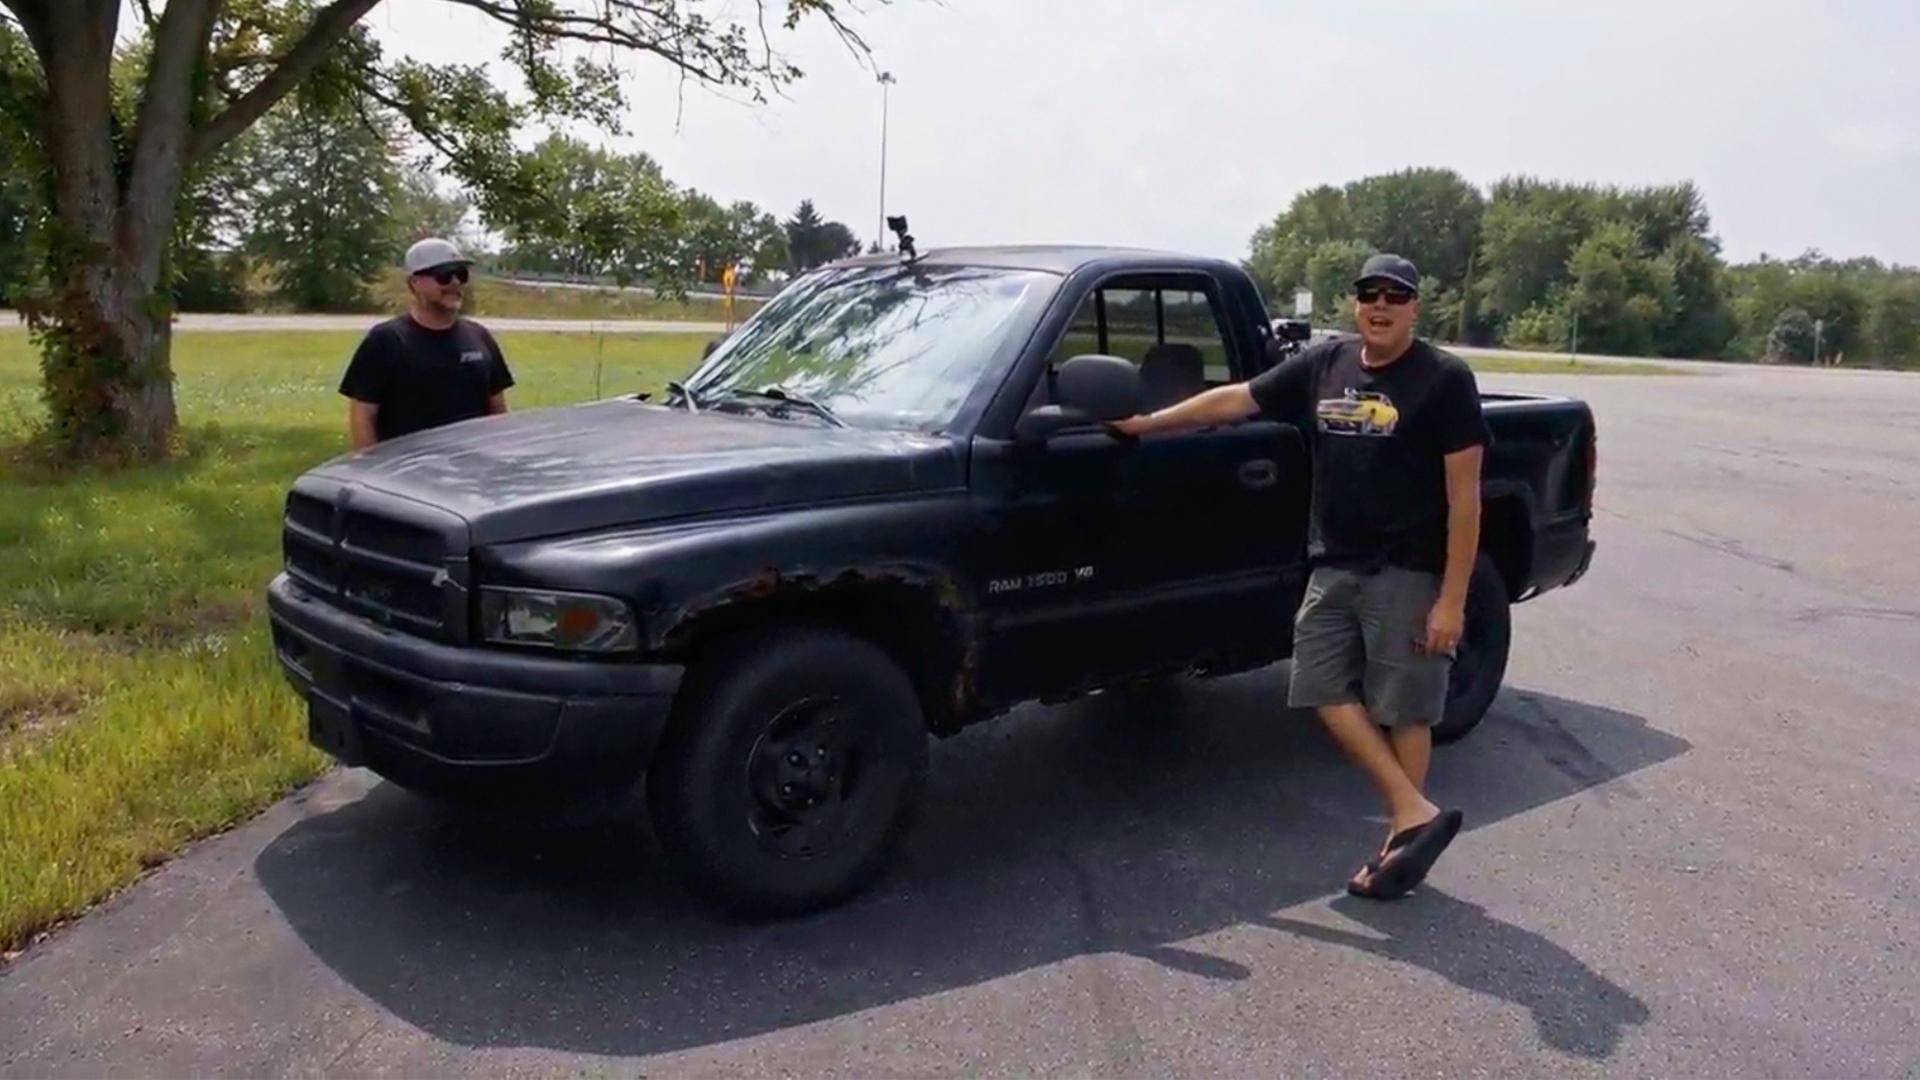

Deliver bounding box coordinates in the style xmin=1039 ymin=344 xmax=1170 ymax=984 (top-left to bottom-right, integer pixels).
xmin=2 ymin=361 xmax=1917 ymax=1077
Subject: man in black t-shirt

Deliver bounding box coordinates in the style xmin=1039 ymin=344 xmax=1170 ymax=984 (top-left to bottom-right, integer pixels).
xmin=1112 ymin=253 xmax=1490 ymax=900
xmin=340 ymin=237 xmax=514 ymax=449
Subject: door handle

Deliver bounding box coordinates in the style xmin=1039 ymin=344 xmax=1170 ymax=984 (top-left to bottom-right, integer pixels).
xmin=1238 ymin=458 xmax=1279 ymax=489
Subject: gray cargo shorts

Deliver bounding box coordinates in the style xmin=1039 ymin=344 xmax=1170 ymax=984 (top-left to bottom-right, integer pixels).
xmin=1288 ymin=564 xmax=1452 ymax=728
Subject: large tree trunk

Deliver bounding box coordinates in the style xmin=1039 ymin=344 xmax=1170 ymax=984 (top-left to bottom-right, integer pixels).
xmin=68 ymin=269 xmax=179 ymax=456
xmin=9 ymin=0 xmax=374 ymax=458
xmin=21 ymin=0 xmax=213 ymax=458
xmin=28 ymin=222 xmax=182 ymax=459
xmin=32 ymin=206 xmax=182 ymax=457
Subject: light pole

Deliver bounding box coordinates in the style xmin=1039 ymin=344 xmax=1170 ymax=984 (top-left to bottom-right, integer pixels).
xmin=876 ymin=71 xmax=894 ymax=251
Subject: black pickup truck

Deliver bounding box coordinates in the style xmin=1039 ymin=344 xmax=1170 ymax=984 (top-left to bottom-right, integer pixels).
xmin=268 ymin=245 xmax=1597 ymax=914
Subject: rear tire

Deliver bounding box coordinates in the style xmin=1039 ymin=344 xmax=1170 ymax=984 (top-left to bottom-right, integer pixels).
xmin=1432 ymin=555 xmax=1511 ymax=745
xmin=648 ymin=624 xmax=928 ymax=916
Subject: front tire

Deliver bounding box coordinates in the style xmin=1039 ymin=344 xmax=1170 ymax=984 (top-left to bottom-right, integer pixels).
xmin=1432 ymin=555 xmax=1512 ymax=744
xmin=649 ymin=625 xmax=928 ymax=915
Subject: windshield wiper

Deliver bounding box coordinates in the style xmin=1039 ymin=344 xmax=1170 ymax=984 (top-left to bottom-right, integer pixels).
xmin=665 ymin=379 xmax=701 ymax=412
xmin=714 ymin=386 xmax=848 ymax=428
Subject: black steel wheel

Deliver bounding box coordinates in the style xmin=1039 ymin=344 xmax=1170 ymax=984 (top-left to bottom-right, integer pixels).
xmin=649 ymin=625 xmax=927 ymax=915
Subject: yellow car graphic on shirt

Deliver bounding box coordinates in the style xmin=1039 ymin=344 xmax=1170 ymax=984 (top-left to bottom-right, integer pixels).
xmin=1317 ymin=390 xmax=1401 ymax=436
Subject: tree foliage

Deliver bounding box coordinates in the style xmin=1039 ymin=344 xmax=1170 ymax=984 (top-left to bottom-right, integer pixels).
xmin=1246 ymin=168 xmax=1481 ymax=319
xmin=246 ymin=100 xmax=401 ymax=311
xmin=492 ymin=134 xmax=681 ymax=286
xmin=1238 ymin=168 xmax=1920 ymax=366
xmin=785 ymin=198 xmax=861 ymax=272
xmin=0 ymin=0 xmax=884 ymax=458
xmin=1766 ymin=307 xmax=1816 ymax=364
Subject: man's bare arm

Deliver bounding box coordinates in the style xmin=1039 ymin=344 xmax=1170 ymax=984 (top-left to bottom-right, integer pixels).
xmin=1112 ymin=384 xmax=1260 ymax=437
xmin=487 ymin=392 xmax=508 ymax=416
xmin=1426 ymin=445 xmax=1484 ymax=654
xmin=347 ymin=400 xmax=379 ymax=450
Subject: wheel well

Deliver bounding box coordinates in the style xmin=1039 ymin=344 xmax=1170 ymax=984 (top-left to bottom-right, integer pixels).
xmin=1481 ymin=496 xmax=1532 ymax=599
xmin=661 ymin=577 xmax=971 ymax=735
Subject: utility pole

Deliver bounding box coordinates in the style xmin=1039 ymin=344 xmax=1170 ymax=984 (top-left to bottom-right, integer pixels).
xmin=876 ymin=71 xmax=895 ymax=251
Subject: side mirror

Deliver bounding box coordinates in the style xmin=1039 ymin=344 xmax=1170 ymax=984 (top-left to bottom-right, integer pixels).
xmin=1273 ymin=318 xmax=1312 ymax=343
xmin=1015 ymin=354 xmax=1141 ymax=441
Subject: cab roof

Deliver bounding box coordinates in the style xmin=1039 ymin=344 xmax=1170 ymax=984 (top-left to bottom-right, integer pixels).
xmin=827 ymin=244 xmax=1244 ymax=277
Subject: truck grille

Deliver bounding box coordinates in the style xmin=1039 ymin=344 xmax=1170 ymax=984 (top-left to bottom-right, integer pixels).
xmin=281 ymin=484 xmax=468 ymax=642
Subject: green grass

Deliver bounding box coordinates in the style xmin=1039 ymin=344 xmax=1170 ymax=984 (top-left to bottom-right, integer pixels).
xmin=0 ymin=327 xmax=703 ymax=953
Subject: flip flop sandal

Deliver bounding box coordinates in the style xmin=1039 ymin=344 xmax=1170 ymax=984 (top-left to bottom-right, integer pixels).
xmin=1345 ymin=825 xmax=1419 ymax=896
xmin=1346 ymin=856 xmax=1383 ymax=896
xmin=1349 ymin=810 xmax=1464 ymax=900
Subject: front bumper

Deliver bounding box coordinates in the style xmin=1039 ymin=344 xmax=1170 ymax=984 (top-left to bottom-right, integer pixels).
xmin=1566 ymin=539 xmax=1598 ymax=586
xmin=267 ymin=573 xmax=682 ymax=795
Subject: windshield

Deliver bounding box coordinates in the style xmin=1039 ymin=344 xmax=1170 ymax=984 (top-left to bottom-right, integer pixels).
xmin=686 ymin=263 xmax=1054 ymax=430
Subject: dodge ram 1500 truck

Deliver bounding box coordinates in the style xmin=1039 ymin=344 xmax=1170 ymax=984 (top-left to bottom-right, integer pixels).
xmin=268 ymin=244 xmax=1597 ymax=914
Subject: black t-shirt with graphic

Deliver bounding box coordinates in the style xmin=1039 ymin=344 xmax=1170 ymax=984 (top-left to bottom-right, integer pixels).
xmin=338 ymin=316 xmax=514 ymax=442
xmin=1249 ymin=336 xmax=1491 ymax=573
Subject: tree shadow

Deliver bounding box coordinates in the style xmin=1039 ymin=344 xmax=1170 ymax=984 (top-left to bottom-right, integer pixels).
xmin=254 ymin=675 xmax=1687 ymax=1058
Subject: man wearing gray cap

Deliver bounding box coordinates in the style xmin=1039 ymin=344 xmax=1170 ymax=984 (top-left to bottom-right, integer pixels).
xmin=339 ymin=237 xmax=513 ymax=449
xmin=1112 ymin=252 xmax=1490 ymax=900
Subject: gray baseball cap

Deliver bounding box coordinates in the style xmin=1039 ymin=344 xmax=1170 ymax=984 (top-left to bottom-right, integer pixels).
xmin=1353 ymin=252 xmax=1420 ymax=294
xmin=404 ymin=237 xmax=472 ymax=275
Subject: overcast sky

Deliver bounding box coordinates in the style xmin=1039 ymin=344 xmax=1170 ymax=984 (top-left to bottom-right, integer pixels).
xmin=366 ymin=0 xmax=1919 ymax=267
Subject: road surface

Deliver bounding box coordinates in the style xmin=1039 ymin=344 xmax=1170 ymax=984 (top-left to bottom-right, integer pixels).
xmin=2 ymin=362 xmax=1917 ymax=1077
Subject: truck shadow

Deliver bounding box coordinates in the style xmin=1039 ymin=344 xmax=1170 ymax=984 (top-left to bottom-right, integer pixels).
xmin=254 ymin=673 xmax=1686 ymax=1058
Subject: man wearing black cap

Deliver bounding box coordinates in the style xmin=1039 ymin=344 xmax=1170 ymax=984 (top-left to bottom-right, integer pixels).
xmin=1113 ymin=253 xmax=1490 ymax=899
xmin=340 ymin=237 xmax=514 ymax=449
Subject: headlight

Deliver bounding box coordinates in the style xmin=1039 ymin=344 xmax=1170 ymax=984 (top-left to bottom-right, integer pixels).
xmin=478 ymin=588 xmax=638 ymax=653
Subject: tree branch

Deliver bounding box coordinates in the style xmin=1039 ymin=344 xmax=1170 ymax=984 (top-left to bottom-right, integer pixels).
xmin=35 ymin=0 xmax=120 ymax=243
xmin=438 ymin=0 xmax=748 ymax=85
xmin=1 ymin=1 xmax=52 ymax=68
xmin=123 ymin=0 xmax=220 ymax=276
xmin=347 ymin=70 xmax=463 ymax=161
xmin=187 ymin=0 xmax=383 ymax=165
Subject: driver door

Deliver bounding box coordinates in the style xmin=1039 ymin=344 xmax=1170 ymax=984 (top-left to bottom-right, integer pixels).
xmin=969 ymin=275 xmax=1307 ymax=706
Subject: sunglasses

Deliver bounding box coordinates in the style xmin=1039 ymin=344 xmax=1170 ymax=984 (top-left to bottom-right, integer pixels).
xmin=419 ymin=265 xmax=469 ymax=286
xmin=1355 ymin=286 xmax=1415 ymax=306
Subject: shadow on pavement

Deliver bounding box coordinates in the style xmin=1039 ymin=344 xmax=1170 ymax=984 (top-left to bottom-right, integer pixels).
xmin=255 ymin=669 xmax=1685 ymax=1057
xmin=1260 ymin=891 xmax=1651 ymax=1059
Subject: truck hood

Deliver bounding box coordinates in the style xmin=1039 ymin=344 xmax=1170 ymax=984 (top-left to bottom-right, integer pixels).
xmin=309 ymin=398 xmax=963 ymax=544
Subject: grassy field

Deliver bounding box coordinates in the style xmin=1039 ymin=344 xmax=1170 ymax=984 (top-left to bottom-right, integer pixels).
xmin=0 ymin=327 xmax=702 ymax=954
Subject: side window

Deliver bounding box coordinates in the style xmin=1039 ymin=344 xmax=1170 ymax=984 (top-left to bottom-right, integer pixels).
xmin=1048 ymin=293 xmax=1102 ymax=367
xmin=1102 ymin=288 xmax=1158 ymax=366
xmin=1040 ymin=278 xmax=1237 ymax=408
xmin=1162 ymin=289 xmax=1233 ymax=384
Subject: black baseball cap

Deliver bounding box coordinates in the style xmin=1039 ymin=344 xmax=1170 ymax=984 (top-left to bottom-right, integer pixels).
xmin=1353 ymin=253 xmax=1420 ymax=294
